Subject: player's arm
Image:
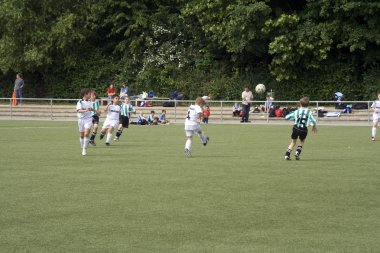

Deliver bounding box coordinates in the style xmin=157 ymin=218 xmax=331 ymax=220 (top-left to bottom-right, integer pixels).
xmin=285 ymin=111 xmax=295 ymax=120
xmin=197 ymin=112 xmax=202 ymax=124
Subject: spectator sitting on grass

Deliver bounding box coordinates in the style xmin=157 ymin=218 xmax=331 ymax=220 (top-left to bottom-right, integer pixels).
xmin=158 ymin=110 xmax=169 ymax=124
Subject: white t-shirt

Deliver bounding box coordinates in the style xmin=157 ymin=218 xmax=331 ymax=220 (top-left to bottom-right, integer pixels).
xmin=76 ymin=100 xmax=93 ymax=119
xmin=242 ymin=91 xmax=253 ymax=105
xmin=106 ymin=104 xmax=121 ymax=121
xmin=185 ymin=104 xmax=202 ymax=129
xmin=371 ymin=100 xmax=380 ymax=116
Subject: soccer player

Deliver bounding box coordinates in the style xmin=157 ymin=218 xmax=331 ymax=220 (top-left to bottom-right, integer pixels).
xmin=89 ymin=90 xmax=101 ymax=146
xmin=371 ymin=92 xmax=380 ymax=141
xmin=99 ymin=95 xmax=121 ymax=146
xmin=184 ymin=97 xmax=209 ymax=158
xmin=284 ymin=97 xmax=317 ymax=160
xmin=76 ymin=88 xmax=94 ymax=156
xmin=114 ymin=96 xmax=136 ymax=141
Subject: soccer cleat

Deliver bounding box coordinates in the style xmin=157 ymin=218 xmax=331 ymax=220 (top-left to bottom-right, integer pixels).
xmin=185 ymin=148 xmax=191 ymax=158
xmin=82 ymin=149 xmax=87 ymax=156
xmin=114 ymin=137 xmax=119 ymax=141
xmin=203 ymin=137 xmax=209 ymax=146
xmin=284 ymin=156 xmax=291 ymax=160
xmin=105 ymin=142 xmax=110 ymax=146
xmin=295 ymin=153 xmax=300 ymax=160
xmin=371 ymin=137 xmax=375 ymax=141
xmin=89 ymin=140 xmax=96 ymax=146
xmin=100 ymin=134 xmax=104 ymax=140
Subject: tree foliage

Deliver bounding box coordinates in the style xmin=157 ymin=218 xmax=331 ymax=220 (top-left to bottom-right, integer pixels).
xmin=0 ymin=0 xmax=379 ymax=100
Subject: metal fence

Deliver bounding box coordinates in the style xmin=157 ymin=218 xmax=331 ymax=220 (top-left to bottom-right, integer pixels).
xmin=0 ymin=98 xmax=373 ymax=125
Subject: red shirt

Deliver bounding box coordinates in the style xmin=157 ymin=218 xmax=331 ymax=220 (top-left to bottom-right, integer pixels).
xmin=203 ymin=108 xmax=210 ymax=118
xmin=107 ymin=88 xmax=116 ymax=95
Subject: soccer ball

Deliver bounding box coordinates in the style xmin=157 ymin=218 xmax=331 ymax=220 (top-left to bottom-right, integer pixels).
xmin=255 ymin=84 xmax=266 ymax=94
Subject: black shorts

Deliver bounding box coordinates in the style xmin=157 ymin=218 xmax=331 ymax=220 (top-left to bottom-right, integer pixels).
xmin=291 ymin=126 xmax=308 ymax=140
xmin=92 ymin=115 xmax=99 ymax=125
xmin=120 ymin=115 xmax=130 ymax=128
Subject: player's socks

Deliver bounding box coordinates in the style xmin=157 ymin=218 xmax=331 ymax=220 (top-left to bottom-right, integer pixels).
xmin=372 ymin=127 xmax=376 ymax=139
xmin=100 ymin=132 xmax=105 ymax=140
xmin=295 ymin=146 xmax=302 ymax=160
xmin=198 ymin=133 xmax=207 ymax=144
xmin=83 ymin=137 xmax=89 ymax=149
xmin=106 ymin=133 xmax=112 ymax=143
xmin=115 ymin=129 xmax=122 ymax=140
xmin=284 ymin=148 xmax=292 ymax=160
xmin=80 ymin=137 xmax=84 ymax=148
xmin=90 ymin=132 xmax=97 ymax=141
xmin=185 ymin=139 xmax=192 ymax=150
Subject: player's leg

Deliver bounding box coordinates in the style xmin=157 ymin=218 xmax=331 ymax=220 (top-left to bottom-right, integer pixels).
xmin=185 ymin=131 xmax=193 ymax=157
xmin=197 ymin=129 xmax=209 ymax=146
xmin=90 ymin=116 xmax=99 ymax=145
xmin=371 ymin=119 xmax=378 ymax=141
xmin=295 ymin=139 xmax=305 ymax=160
xmin=78 ymin=119 xmax=85 ymax=149
xmin=114 ymin=123 xmax=123 ymax=141
xmin=105 ymin=126 xmax=114 ymax=145
xmin=285 ymin=139 xmax=297 ymax=160
xmin=99 ymin=119 xmax=108 ymax=140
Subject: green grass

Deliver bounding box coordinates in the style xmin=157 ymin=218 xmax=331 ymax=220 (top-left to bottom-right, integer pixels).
xmin=0 ymin=120 xmax=379 ymax=252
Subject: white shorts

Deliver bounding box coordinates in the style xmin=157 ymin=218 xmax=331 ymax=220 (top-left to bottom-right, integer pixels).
xmin=185 ymin=125 xmax=201 ymax=137
xmin=373 ymin=114 xmax=380 ymax=123
xmin=102 ymin=118 xmax=119 ymax=129
xmin=78 ymin=118 xmax=93 ymax=132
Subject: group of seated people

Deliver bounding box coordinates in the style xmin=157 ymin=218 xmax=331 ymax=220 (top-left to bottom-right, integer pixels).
xmin=134 ymin=109 xmax=170 ymax=125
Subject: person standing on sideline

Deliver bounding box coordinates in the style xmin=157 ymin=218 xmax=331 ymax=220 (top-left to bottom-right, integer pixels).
xmin=14 ymin=73 xmax=24 ymax=105
xmin=370 ymin=92 xmax=380 ymax=141
xmin=202 ymin=105 xmax=210 ymax=124
xmin=184 ymin=97 xmax=209 ymax=158
xmin=241 ymin=86 xmax=253 ymax=123
xmin=284 ymin=97 xmax=317 ymax=160
xmin=76 ymin=88 xmax=94 ymax=156
xmin=120 ymin=82 xmax=129 ymax=100
xmin=107 ymin=84 xmax=116 ymax=102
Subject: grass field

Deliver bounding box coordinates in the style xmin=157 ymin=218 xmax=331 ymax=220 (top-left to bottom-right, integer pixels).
xmin=1 ymin=120 xmax=379 ymax=252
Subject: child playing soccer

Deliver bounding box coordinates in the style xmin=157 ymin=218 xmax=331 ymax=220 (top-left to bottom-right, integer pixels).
xmin=99 ymin=95 xmax=121 ymax=146
xmin=284 ymin=97 xmax=317 ymax=160
xmin=370 ymin=92 xmax=380 ymax=141
xmin=89 ymin=90 xmax=101 ymax=146
xmin=114 ymin=96 xmax=136 ymax=141
xmin=184 ymin=97 xmax=209 ymax=158
xmin=76 ymin=88 xmax=94 ymax=156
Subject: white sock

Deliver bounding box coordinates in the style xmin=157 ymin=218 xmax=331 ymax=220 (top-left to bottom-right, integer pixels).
xmin=185 ymin=139 xmax=192 ymax=150
xmin=106 ymin=133 xmax=112 ymax=143
xmin=372 ymin=127 xmax=376 ymax=138
xmin=80 ymin=137 xmax=84 ymax=148
xmin=198 ymin=132 xmax=207 ymax=143
xmin=83 ymin=137 xmax=89 ymax=149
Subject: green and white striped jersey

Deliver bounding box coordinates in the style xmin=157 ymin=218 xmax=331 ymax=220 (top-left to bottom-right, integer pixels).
xmin=120 ymin=103 xmax=136 ymax=117
xmin=285 ymin=107 xmax=316 ymax=128
xmin=91 ymin=100 xmax=100 ymax=116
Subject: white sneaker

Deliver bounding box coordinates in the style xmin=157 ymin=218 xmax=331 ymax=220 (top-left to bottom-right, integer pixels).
xmin=284 ymin=155 xmax=290 ymax=160
xmin=114 ymin=137 xmax=119 ymax=141
xmin=82 ymin=149 xmax=87 ymax=156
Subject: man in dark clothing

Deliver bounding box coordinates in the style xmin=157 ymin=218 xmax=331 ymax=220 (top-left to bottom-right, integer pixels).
xmin=14 ymin=73 xmax=24 ymax=105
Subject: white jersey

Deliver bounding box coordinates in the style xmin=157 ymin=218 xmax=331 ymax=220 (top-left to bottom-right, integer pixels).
xmin=76 ymin=100 xmax=93 ymax=120
xmin=371 ymin=100 xmax=380 ymax=115
xmin=106 ymin=104 xmax=121 ymax=121
xmin=185 ymin=104 xmax=202 ymax=130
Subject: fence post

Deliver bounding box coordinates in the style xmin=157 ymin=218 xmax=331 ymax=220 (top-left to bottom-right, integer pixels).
xmin=368 ymin=101 xmax=370 ymax=124
xmin=50 ymin=99 xmax=53 ymax=120
xmin=174 ymin=100 xmax=177 ymax=123
xmin=316 ymin=101 xmax=319 ymax=123
xmin=10 ymin=98 xmax=13 ymax=119
xmin=220 ymin=101 xmax=223 ymax=121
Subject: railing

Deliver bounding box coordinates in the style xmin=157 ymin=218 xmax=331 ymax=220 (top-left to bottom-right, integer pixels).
xmin=0 ymin=98 xmax=373 ymax=125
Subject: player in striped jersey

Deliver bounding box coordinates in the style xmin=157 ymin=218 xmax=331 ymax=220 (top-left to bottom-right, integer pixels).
xmin=370 ymin=92 xmax=380 ymax=141
xmin=76 ymin=88 xmax=95 ymax=156
xmin=89 ymin=90 xmax=101 ymax=146
xmin=184 ymin=97 xmax=209 ymax=158
xmin=284 ymin=97 xmax=317 ymax=160
xmin=99 ymin=95 xmax=121 ymax=146
xmin=114 ymin=97 xmax=136 ymax=141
